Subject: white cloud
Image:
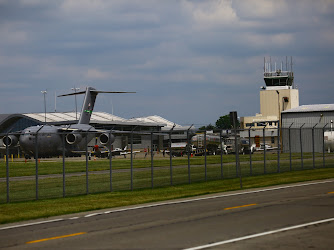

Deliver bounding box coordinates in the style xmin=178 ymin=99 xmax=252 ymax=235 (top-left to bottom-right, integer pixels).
xmin=84 ymin=69 xmax=111 ymax=80
xmin=60 ymin=0 xmax=109 ymax=13
xmin=245 ymin=33 xmax=295 ymax=48
xmin=233 ymin=0 xmax=289 ymax=19
xmin=19 ymin=0 xmax=50 ymax=6
xmin=0 ymin=82 xmax=29 ymax=89
xmin=183 ymin=0 xmax=238 ymax=27
xmin=0 ymin=23 xmax=28 ymax=44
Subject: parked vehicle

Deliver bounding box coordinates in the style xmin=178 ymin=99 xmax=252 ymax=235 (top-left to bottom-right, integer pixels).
xmin=191 ymin=133 xmax=227 ymax=155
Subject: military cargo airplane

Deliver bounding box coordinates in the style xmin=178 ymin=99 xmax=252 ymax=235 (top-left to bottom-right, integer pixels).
xmin=1 ymin=87 xmax=134 ymax=158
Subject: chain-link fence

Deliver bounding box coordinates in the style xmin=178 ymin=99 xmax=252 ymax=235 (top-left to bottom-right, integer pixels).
xmin=0 ymin=127 xmax=333 ymax=203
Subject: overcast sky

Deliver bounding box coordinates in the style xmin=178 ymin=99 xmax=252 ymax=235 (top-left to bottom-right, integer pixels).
xmin=0 ymin=0 xmax=333 ymax=126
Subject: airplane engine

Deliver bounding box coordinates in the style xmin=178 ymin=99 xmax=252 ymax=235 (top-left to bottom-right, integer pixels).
xmin=66 ymin=133 xmax=83 ymax=145
xmin=99 ymin=133 xmax=115 ymax=145
xmin=2 ymin=135 xmax=19 ymax=147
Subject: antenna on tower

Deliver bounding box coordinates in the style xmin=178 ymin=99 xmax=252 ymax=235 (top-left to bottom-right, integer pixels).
xmin=270 ymin=56 xmax=272 ymax=72
xmin=263 ymin=56 xmax=294 ymax=90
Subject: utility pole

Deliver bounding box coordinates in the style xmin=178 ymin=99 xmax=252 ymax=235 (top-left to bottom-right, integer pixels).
xmin=41 ymin=90 xmax=47 ymax=124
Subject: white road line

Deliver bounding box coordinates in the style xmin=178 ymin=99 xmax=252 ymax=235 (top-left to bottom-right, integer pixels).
xmin=184 ymin=217 xmax=334 ymax=250
xmin=84 ymin=213 xmax=102 ymax=218
xmin=0 ymin=219 xmax=64 ymax=231
xmin=69 ymin=217 xmax=79 ymax=220
xmin=1 ymin=179 xmax=333 ymax=231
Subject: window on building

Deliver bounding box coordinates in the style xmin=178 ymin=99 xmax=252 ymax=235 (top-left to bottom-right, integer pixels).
xmin=131 ymin=135 xmax=142 ymax=145
xmin=257 ymin=122 xmax=266 ymax=127
xmin=271 ymin=137 xmax=275 ymax=143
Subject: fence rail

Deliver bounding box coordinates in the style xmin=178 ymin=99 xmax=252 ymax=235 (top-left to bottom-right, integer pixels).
xmin=0 ymin=127 xmax=333 ymax=203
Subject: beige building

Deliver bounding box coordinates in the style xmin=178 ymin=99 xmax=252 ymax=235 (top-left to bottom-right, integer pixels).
xmin=240 ymin=59 xmax=299 ymax=129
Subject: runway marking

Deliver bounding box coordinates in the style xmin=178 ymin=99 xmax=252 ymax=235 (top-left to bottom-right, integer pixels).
xmin=84 ymin=213 xmax=102 ymax=218
xmin=0 ymin=219 xmax=64 ymax=231
xmin=1 ymin=179 xmax=333 ymax=231
xmin=224 ymin=203 xmax=257 ymax=210
xmin=184 ymin=217 xmax=334 ymax=250
xmin=26 ymin=232 xmax=86 ymax=244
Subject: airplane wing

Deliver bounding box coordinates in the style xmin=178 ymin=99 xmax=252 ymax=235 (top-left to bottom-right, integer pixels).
xmin=58 ymin=90 xmax=136 ymax=97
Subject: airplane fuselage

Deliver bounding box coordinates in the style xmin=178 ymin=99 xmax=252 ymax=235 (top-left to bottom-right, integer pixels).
xmin=19 ymin=124 xmax=96 ymax=157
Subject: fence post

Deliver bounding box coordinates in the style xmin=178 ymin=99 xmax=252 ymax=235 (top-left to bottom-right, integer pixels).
xmin=204 ymin=130 xmax=207 ymax=181
xmin=248 ymin=127 xmax=252 ymax=175
xmin=5 ymin=134 xmax=9 ymax=203
xmin=85 ymin=132 xmax=89 ymax=195
xmin=130 ymin=130 xmax=134 ymax=191
xmin=235 ymin=128 xmax=242 ymax=188
xmin=62 ymin=133 xmax=66 ymax=198
xmin=151 ymin=132 xmax=154 ymax=188
xmin=220 ymin=129 xmax=223 ymax=179
xmin=300 ymin=123 xmax=305 ymax=170
xmin=289 ymin=123 xmax=293 ymax=171
xmin=169 ymin=124 xmax=175 ymax=186
xmin=323 ymin=123 xmax=328 ymax=168
xmin=187 ymin=125 xmax=193 ymax=184
xmin=312 ymin=123 xmax=318 ymax=169
xmin=277 ymin=121 xmax=280 ymax=173
xmin=169 ymin=131 xmax=173 ymax=185
xmin=35 ymin=131 xmax=39 ymax=200
xmin=109 ymin=131 xmax=113 ymax=192
xmin=263 ymin=126 xmax=266 ymax=174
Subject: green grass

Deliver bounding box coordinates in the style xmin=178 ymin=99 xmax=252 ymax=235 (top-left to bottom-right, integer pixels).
xmin=0 ymin=167 xmax=333 ymax=224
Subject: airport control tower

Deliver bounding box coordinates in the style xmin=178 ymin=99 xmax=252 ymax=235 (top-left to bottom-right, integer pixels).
xmin=260 ymin=57 xmax=299 ymax=119
xmin=241 ymin=56 xmax=299 ymax=129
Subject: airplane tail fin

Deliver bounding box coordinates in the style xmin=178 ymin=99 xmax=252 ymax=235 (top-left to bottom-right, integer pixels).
xmin=58 ymin=87 xmax=135 ymax=125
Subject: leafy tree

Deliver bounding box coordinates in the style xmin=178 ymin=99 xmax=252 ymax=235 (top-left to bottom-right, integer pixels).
xmin=199 ymin=123 xmax=215 ymax=131
xmin=215 ymin=114 xmax=239 ymax=129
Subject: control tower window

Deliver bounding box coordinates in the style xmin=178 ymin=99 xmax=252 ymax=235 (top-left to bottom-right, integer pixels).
xmin=264 ymin=77 xmax=292 ymax=87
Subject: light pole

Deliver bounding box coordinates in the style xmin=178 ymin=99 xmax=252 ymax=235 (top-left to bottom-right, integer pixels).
xmin=276 ymin=90 xmax=280 ymax=127
xmin=41 ymin=90 xmax=47 ymax=124
xmin=71 ymin=87 xmax=80 ymax=121
xmin=276 ymin=90 xmax=283 ymax=154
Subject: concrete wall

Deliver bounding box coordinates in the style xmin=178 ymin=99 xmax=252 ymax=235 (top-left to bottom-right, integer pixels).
xmin=260 ymin=89 xmax=299 ymax=117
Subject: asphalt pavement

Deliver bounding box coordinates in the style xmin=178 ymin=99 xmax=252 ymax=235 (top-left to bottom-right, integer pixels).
xmin=0 ymin=179 xmax=333 ymax=249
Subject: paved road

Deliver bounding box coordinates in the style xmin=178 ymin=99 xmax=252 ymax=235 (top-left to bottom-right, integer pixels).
xmin=0 ymin=179 xmax=333 ymax=249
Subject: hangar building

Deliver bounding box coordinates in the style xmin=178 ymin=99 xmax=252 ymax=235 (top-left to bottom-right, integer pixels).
xmin=281 ymin=104 xmax=334 ymax=152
